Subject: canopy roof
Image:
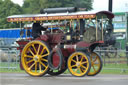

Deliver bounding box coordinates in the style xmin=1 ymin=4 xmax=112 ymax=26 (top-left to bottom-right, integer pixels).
xmin=7 ymin=11 xmax=114 ymax=22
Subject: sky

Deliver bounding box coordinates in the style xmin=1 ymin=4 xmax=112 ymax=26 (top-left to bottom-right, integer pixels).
xmin=11 ymin=0 xmax=128 ymax=12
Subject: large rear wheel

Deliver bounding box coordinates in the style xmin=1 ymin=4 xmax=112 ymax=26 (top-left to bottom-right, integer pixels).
xmin=87 ymin=52 xmax=103 ymax=76
xmin=21 ymin=40 xmax=50 ymax=77
xmin=67 ymin=52 xmax=91 ymax=77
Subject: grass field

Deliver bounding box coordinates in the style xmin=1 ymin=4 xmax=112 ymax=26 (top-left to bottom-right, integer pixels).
xmin=0 ymin=62 xmax=24 ymax=73
xmin=0 ymin=62 xmax=128 ymax=75
xmin=64 ymin=63 xmax=128 ymax=75
xmin=101 ymin=63 xmax=128 ymax=74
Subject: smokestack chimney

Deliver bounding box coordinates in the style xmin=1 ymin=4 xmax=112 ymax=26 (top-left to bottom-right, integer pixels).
xmin=109 ymin=0 xmax=112 ymax=12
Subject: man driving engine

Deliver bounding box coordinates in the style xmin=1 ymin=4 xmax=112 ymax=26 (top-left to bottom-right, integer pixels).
xmin=32 ymin=21 xmax=47 ymax=39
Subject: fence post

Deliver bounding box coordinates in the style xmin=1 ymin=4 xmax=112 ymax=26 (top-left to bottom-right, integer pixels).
xmin=126 ymin=12 xmax=128 ymax=66
xmin=8 ymin=48 xmax=11 ymax=69
xmin=103 ymin=50 xmax=106 ymax=66
xmin=126 ymin=46 xmax=128 ymax=66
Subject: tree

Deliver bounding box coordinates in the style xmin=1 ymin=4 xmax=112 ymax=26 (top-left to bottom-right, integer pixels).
xmin=22 ymin=0 xmax=93 ymax=14
xmin=0 ymin=0 xmax=23 ymax=29
xmin=72 ymin=0 xmax=93 ymax=10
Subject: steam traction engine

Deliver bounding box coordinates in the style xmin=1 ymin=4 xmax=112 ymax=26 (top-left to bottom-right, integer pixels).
xmin=7 ymin=7 xmax=114 ymax=77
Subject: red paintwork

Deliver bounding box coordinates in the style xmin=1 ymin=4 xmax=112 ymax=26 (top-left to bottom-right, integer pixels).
xmin=16 ymin=33 xmax=104 ymax=70
xmin=16 ymin=40 xmax=29 ymax=52
xmin=96 ymin=11 xmax=114 ymax=19
xmin=76 ymin=41 xmax=104 ymax=48
xmin=61 ymin=48 xmax=71 ymax=57
xmin=16 ymin=38 xmax=32 ymax=70
xmin=52 ymin=52 xmax=60 ymax=67
xmin=20 ymin=60 xmax=24 ymax=70
xmin=47 ymin=33 xmax=64 ymax=44
xmin=36 ymin=35 xmax=49 ymax=42
xmin=76 ymin=41 xmax=91 ymax=48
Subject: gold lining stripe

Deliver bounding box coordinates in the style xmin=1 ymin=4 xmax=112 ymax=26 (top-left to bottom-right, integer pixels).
xmin=7 ymin=14 xmax=96 ymax=22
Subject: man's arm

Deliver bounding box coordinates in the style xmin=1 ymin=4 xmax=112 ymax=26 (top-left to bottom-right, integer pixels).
xmin=41 ymin=26 xmax=48 ymax=31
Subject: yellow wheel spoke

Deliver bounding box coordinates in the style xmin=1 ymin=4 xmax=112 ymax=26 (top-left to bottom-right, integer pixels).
xmin=37 ymin=45 xmax=41 ymax=55
xmin=71 ymin=64 xmax=77 ymax=68
xmin=74 ymin=68 xmax=78 ymax=73
xmin=71 ymin=59 xmax=77 ymax=63
xmin=40 ymin=47 xmax=46 ymax=55
xmin=79 ymin=67 xmax=82 ymax=73
xmin=81 ymin=64 xmax=87 ymax=69
xmin=24 ymin=54 xmax=33 ymax=58
xmin=39 ymin=61 xmax=47 ymax=68
xmin=80 ymin=68 xmax=85 ymax=72
xmin=39 ymin=63 xmax=42 ymax=72
xmin=80 ymin=56 xmax=83 ymax=62
xmin=35 ymin=62 xmax=37 ymax=73
xmin=93 ymin=56 xmax=98 ymax=62
xmin=94 ymin=63 xmax=100 ymax=66
xmin=81 ymin=61 xmax=87 ymax=64
xmin=41 ymin=58 xmax=48 ymax=62
xmin=32 ymin=44 xmax=37 ymax=53
xmin=92 ymin=65 xmax=96 ymax=72
xmin=40 ymin=53 xmax=49 ymax=58
xmin=26 ymin=59 xmax=34 ymax=64
xmin=28 ymin=62 xmax=35 ymax=70
xmin=76 ymin=55 xmax=79 ymax=62
xmin=28 ymin=48 xmax=34 ymax=56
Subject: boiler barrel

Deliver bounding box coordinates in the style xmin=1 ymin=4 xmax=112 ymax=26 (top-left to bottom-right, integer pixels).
xmin=40 ymin=7 xmax=77 ymax=14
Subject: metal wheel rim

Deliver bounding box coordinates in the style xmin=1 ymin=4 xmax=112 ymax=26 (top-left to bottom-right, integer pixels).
xmin=21 ymin=40 xmax=50 ymax=76
xmin=88 ymin=52 xmax=102 ymax=76
xmin=68 ymin=52 xmax=90 ymax=77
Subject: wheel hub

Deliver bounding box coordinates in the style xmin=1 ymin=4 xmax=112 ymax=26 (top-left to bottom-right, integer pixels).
xmin=76 ymin=62 xmax=81 ymax=67
xmin=34 ymin=56 xmax=39 ymax=61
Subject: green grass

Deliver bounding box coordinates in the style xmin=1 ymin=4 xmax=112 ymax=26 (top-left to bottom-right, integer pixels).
xmin=100 ymin=69 xmax=128 ymax=74
xmin=0 ymin=62 xmax=24 ymax=73
xmin=103 ymin=63 xmax=128 ymax=68
xmin=64 ymin=69 xmax=128 ymax=75
xmin=64 ymin=63 xmax=128 ymax=75
xmin=101 ymin=63 xmax=128 ymax=74
xmin=0 ymin=68 xmax=25 ymax=73
xmin=0 ymin=62 xmax=128 ymax=74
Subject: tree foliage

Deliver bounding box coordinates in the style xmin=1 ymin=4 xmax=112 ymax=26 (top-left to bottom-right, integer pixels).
xmin=0 ymin=0 xmax=23 ymax=29
xmin=22 ymin=0 xmax=93 ymax=14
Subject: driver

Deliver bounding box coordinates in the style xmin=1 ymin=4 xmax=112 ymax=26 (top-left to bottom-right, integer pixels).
xmin=32 ymin=21 xmax=47 ymax=39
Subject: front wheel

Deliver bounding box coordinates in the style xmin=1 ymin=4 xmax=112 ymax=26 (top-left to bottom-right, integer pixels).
xmin=87 ymin=52 xmax=103 ymax=76
xmin=67 ymin=52 xmax=91 ymax=77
